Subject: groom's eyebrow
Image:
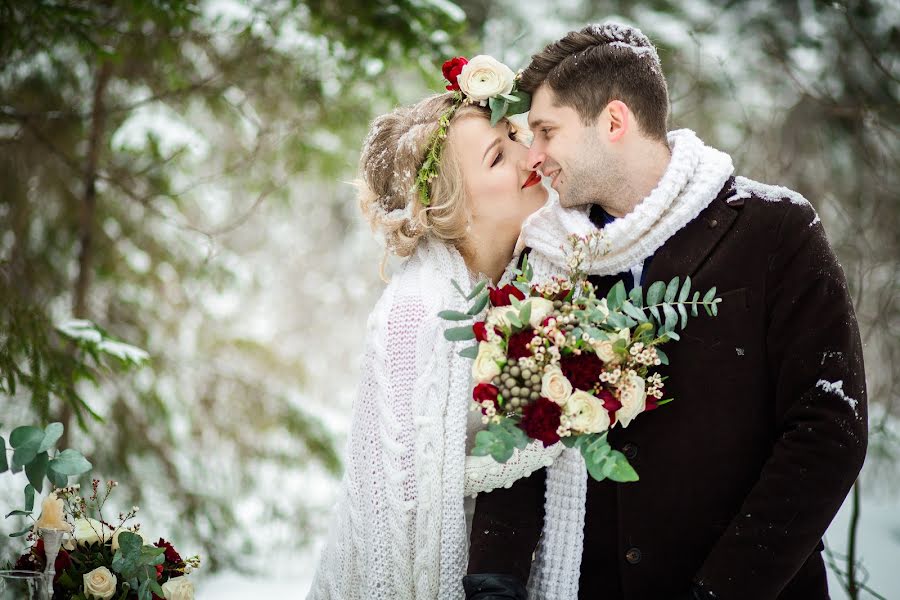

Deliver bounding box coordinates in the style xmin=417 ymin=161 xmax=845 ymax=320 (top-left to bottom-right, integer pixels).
xmin=482 ymin=138 xmax=501 ymax=163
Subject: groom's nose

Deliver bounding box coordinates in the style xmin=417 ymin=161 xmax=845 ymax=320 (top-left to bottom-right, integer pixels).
xmin=527 ymin=145 xmax=546 ymax=172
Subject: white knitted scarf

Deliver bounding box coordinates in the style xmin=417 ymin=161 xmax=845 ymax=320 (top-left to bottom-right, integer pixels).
xmin=308 ymin=238 xmax=472 ymax=599
xmin=520 ymin=129 xmax=734 ymax=279
xmin=522 ymin=129 xmax=735 ymax=600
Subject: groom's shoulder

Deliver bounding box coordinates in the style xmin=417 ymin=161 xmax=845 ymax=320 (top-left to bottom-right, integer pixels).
xmin=722 ymin=175 xmax=820 ymax=233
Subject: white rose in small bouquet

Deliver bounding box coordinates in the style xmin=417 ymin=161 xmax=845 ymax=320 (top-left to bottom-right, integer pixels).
xmin=83 ymin=566 xmax=117 ymax=600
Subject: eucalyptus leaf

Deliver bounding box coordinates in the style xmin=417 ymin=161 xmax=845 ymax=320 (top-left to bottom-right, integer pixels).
xmin=47 ymin=448 xmax=92 ymax=476
xmin=606 ymin=281 xmax=627 ymax=311
xmin=691 ymin=291 xmax=700 ymax=317
xmin=678 ymin=275 xmax=692 ymax=303
xmin=9 ymin=426 xmax=43 ymax=448
xmin=467 ymin=291 xmax=490 ymax=315
xmin=444 ymin=325 xmax=476 ymax=342
xmin=605 ymin=450 xmax=639 ymax=482
xmin=9 ymin=525 xmax=32 ymax=537
xmin=665 ymin=277 xmax=680 ymax=303
xmin=518 ymin=301 xmax=532 ymax=327
xmin=458 ymin=345 xmax=479 ymax=359
xmin=25 ymin=484 xmax=34 ymax=512
xmin=648 ymin=305 xmax=661 ymax=323
xmin=12 ymin=444 xmax=39 ymax=468
xmin=0 ymin=435 xmax=7 ymax=473
xmin=678 ymin=303 xmax=688 ymax=329
xmin=38 ymin=422 xmax=64 ymax=453
xmin=703 ymin=286 xmax=717 ymax=304
xmin=466 ymin=279 xmax=488 ymax=300
xmin=25 ymin=451 xmax=48 ymax=493
xmin=656 ymin=347 xmax=669 ymax=366
xmin=437 ymin=310 xmax=471 ymax=322
xmin=47 ymin=464 xmax=68 ymax=488
xmin=451 ymin=278 xmax=466 ymax=298
xmin=620 ymin=301 xmax=647 ymax=323
xmin=646 ymin=281 xmax=666 ymax=306
xmin=628 ymin=285 xmax=643 ymax=307
xmin=662 ymin=304 xmax=678 ymax=332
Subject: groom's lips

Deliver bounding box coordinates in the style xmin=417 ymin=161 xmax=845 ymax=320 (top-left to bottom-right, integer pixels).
xmin=522 ymin=172 xmax=542 ymax=189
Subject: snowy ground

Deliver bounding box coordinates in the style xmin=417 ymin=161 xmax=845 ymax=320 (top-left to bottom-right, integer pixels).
xmin=198 ymin=488 xmax=900 ymax=599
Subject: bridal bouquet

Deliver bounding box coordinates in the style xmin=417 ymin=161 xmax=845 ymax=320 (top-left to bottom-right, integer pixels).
xmin=441 ymin=234 xmax=721 ymax=482
xmin=11 ymin=480 xmax=199 ymax=600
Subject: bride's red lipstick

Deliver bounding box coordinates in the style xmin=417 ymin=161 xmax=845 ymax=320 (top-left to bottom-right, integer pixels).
xmin=522 ymin=171 xmax=542 ymax=189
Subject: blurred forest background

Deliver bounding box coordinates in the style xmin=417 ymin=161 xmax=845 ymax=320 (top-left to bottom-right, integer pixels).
xmin=1 ymin=0 xmax=897 ymax=598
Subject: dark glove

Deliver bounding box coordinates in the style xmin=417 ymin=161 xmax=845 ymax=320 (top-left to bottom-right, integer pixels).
xmin=462 ymin=573 xmax=527 ymax=600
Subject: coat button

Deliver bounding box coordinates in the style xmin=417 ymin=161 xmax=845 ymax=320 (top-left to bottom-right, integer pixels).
xmin=708 ymin=218 xmax=719 ymax=228
xmin=625 ymin=547 xmax=642 ymax=564
xmin=622 ymin=443 xmax=638 ymax=459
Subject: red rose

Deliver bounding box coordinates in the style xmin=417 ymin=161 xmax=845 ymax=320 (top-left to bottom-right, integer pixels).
xmin=507 ymin=328 xmax=536 ymax=360
xmin=560 ymin=352 xmax=605 ymax=392
xmin=473 ymin=383 xmax=500 ymax=410
xmin=156 ymin=564 xmax=165 ymax=579
xmin=442 ymin=56 xmax=468 ymax=91
xmin=155 ymin=538 xmax=182 ymax=564
xmin=520 ymin=397 xmax=562 ymax=446
xmin=17 ymin=539 xmax=72 ymax=582
xmin=595 ymin=388 xmax=622 ymax=425
xmin=473 ymin=321 xmax=488 ymax=342
xmin=489 ymin=284 xmax=526 ymax=307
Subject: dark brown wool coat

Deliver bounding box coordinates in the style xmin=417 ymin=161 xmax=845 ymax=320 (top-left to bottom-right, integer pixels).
xmin=467 ymin=176 xmax=868 ymax=600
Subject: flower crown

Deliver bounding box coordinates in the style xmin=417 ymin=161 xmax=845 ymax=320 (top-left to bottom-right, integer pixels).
xmin=415 ymin=55 xmax=531 ymax=207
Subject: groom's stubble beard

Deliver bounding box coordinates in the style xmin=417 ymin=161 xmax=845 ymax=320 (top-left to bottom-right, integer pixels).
xmin=559 ymin=126 xmax=625 ymax=213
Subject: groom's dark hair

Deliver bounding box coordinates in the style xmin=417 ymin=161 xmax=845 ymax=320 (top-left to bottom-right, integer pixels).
xmin=519 ymin=23 xmax=669 ymax=141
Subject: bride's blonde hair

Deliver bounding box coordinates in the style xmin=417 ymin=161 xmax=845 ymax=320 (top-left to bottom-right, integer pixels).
xmin=358 ymin=93 xmax=490 ymax=265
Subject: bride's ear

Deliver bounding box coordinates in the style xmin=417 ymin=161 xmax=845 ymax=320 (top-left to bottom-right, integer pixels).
xmin=605 ymin=100 xmax=630 ymax=142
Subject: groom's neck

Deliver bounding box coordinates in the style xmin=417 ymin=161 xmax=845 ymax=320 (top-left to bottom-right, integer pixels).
xmin=604 ymin=139 xmax=672 ymax=218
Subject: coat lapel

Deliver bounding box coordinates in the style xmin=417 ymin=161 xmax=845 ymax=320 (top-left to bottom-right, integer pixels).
xmin=642 ymin=178 xmax=739 ymax=285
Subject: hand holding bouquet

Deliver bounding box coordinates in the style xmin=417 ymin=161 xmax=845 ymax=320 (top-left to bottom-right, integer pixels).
xmin=441 ymin=234 xmax=722 ymax=482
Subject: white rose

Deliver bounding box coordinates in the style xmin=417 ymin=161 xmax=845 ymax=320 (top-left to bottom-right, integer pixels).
xmin=111 ymin=527 xmax=147 ymax=551
xmin=593 ymin=339 xmax=617 ymax=363
xmin=616 ymin=373 xmax=647 ymax=428
xmin=83 ymin=566 xmax=117 ymax=600
xmin=541 ymin=366 xmax=573 ymax=405
xmin=527 ymin=298 xmax=555 ymax=328
xmin=161 ymin=576 xmax=195 ymax=600
xmin=564 ymin=390 xmax=611 ymax=434
xmin=457 ymin=55 xmax=515 ymax=102
xmin=72 ymin=518 xmax=109 ymax=547
xmin=472 ymin=341 xmax=503 ymax=383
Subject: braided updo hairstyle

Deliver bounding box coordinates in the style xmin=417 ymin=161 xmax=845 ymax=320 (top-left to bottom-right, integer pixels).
xmin=519 ymin=22 xmax=669 ymax=141
xmin=358 ymin=93 xmax=490 ymax=263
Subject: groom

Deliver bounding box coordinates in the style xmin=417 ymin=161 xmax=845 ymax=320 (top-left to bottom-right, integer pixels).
xmin=464 ymin=23 xmax=867 ymax=600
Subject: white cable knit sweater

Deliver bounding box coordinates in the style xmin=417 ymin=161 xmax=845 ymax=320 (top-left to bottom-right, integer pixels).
xmin=307 ymin=238 xmax=560 ymax=600
xmin=521 ymin=129 xmax=735 ymax=599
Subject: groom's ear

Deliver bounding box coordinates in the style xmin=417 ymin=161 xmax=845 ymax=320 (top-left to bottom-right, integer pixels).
xmin=604 ymin=100 xmax=631 ymax=143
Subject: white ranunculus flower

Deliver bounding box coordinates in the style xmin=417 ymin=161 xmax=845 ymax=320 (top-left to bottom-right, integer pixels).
xmin=541 ymin=366 xmax=573 ymax=405
xmin=564 ymin=390 xmax=611 ymax=434
xmin=111 ymin=527 xmax=147 ymax=551
xmin=472 ymin=341 xmax=503 ymax=383
xmin=527 ymin=298 xmax=555 ymax=328
xmin=616 ymin=373 xmax=647 ymax=428
xmin=83 ymin=566 xmax=117 ymax=600
xmin=72 ymin=518 xmax=110 ymax=547
xmin=161 ymin=576 xmax=195 ymax=600
xmin=457 ymin=55 xmax=515 ymax=102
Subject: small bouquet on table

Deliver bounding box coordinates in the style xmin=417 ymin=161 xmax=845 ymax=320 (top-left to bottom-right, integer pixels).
xmin=2 ymin=422 xmax=198 ymax=600
xmin=440 ymin=233 xmax=722 ymax=482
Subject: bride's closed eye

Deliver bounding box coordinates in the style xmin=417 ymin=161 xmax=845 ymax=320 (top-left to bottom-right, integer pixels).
xmin=490 ymin=129 xmax=519 ymax=167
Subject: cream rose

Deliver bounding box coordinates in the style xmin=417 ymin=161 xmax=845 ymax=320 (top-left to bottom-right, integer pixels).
xmin=72 ymin=518 xmax=109 ymax=547
xmin=616 ymin=373 xmax=647 ymax=428
xmin=593 ymin=339 xmax=617 ymax=363
xmin=457 ymin=55 xmax=515 ymax=102
xmin=564 ymin=390 xmax=611 ymax=434
xmin=161 ymin=576 xmax=195 ymax=600
xmin=472 ymin=341 xmax=503 ymax=383
xmin=34 ymin=493 xmax=72 ymax=532
xmin=541 ymin=366 xmax=573 ymax=405
xmin=83 ymin=566 xmax=117 ymax=600
xmin=527 ymin=298 xmax=555 ymax=328
xmin=111 ymin=527 xmax=147 ymax=551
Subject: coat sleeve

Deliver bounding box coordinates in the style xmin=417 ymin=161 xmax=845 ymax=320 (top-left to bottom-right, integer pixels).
xmin=694 ymin=200 xmax=868 ymax=598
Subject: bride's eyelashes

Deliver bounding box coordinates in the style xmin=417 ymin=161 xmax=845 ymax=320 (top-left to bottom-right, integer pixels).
xmin=490 ymin=129 xmax=519 ymax=167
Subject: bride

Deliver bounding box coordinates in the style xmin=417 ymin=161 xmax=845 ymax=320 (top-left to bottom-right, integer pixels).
xmin=307 ymin=56 xmax=560 ymax=599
